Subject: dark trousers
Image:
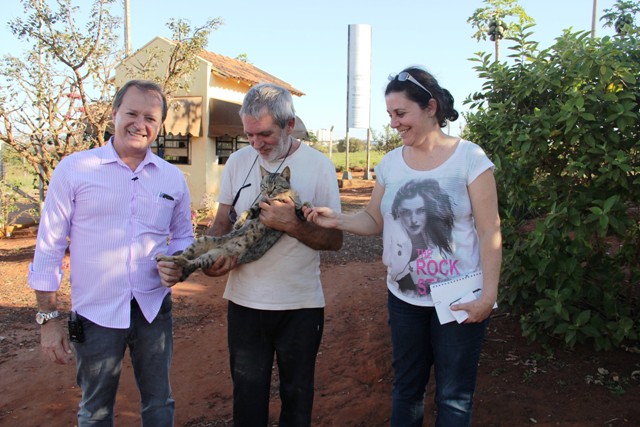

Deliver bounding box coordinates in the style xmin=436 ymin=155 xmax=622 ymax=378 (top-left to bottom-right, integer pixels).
xmin=73 ymin=295 xmax=174 ymax=427
xmin=387 ymin=291 xmax=487 ymax=427
xmin=227 ymin=301 xmax=324 ymax=427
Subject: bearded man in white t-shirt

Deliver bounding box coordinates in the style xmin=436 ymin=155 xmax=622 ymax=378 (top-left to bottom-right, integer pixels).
xmin=202 ymin=83 xmax=343 ymax=427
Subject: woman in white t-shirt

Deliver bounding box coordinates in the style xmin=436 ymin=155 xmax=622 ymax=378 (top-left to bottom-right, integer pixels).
xmin=304 ymin=66 xmax=502 ymax=427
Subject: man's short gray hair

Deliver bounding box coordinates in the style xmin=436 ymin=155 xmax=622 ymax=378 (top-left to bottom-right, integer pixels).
xmin=239 ymin=83 xmax=296 ymax=129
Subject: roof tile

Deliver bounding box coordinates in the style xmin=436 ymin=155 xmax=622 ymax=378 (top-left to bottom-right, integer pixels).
xmin=199 ymin=50 xmax=304 ymax=97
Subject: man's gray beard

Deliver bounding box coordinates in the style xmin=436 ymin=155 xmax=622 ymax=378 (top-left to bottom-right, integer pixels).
xmin=265 ymin=134 xmax=290 ymax=162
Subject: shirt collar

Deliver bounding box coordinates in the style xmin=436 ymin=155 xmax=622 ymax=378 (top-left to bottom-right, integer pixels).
xmin=101 ymin=137 xmax=161 ymax=171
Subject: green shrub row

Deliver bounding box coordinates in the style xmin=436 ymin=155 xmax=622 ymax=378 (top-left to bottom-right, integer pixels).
xmin=464 ymin=26 xmax=640 ymax=350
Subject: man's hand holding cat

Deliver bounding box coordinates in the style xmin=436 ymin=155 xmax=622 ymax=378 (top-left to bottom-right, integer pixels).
xmin=157 ymin=260 xmax=184 ymax=287
xmin=258 ymin=198 xmax=298 ymax=232
xmin=202 ymin=255 xmax=238 ymax=277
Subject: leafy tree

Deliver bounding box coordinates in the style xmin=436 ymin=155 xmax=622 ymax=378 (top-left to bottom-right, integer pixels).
xmin=235 ymin=53 xmax=250 ymax=63
xmin=1 ymin=0 xmax=121 ymax=193
xmin=336 ymin=137 xmax=365 ymax=153
xmin=601 ymin=0 xmax=640 ymax=35
xmin=464 ymin=24 xmax=640 ymax=350
xmin=0 ymin=0 xmax=221 ymax=195
xmin=306 ymin=130 xmax=318 ymax=144
xmin=372 ymin=124 xmax=402 ymax=153
xmin=305 ymin=130 xmax=322 ymax=149
xmin=122 ymin=17 xmax=223 ymax=99
xmin=467 ymin=0 xmax=534 ymax=61
xmin=305 ymin=131 xmax=327 ymax=152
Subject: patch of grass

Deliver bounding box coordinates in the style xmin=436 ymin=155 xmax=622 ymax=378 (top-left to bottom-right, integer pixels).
xmin=327 ymin=150 xmax=385 ymax=172
xmin=2 ymin=148 xmax=38 ymax=193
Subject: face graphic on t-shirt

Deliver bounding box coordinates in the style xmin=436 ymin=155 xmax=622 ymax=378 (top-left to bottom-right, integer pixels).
xmin=397 ymin=195 xmax=427 ymax=238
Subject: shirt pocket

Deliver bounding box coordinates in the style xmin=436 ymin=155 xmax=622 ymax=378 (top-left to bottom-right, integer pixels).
xmin=136 ymin=194 xmax=176 ymax=232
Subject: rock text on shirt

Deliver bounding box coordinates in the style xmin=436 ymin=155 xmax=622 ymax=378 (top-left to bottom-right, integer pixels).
xmin=413 ymin=248 xmax=460 ymax=295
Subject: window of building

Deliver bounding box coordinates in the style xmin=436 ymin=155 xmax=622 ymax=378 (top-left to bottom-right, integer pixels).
xmin=153 ymin=132 xmax=191 ymax=165
xmin=216 ymin=135 xmax=249 ymax=164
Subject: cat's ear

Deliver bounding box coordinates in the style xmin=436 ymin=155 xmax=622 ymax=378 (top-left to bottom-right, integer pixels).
xmin=259 ymin=165 xmax=269 ymax=177
xmin=281 ymin=166 xmax=291 ymax=181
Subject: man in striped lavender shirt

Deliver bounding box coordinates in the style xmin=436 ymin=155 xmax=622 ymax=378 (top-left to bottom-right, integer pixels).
xmin=28 ymin=80 xmax=194 ymax=426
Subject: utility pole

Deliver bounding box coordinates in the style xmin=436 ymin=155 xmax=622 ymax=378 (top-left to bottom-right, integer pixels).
xmin=329 ymin=125 xmax=334 ymax=160
xmin=124 ymin=0 xmax=132 ymax=55
xmin=591 ymin=0 xmax=598 ymax=38
xmin=363 ymin=128 xmax=372 ymax=180
xmin=343 ymin=129 xmax=352 ymax=180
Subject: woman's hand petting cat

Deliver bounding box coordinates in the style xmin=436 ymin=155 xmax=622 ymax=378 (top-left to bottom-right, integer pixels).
xmin=302 ymin=206 xmax=339 ymax=229
xmin=202 ymin=255 xmax=238 ymax=277
xmin=157 ymin=261 xmax=184 ymax=287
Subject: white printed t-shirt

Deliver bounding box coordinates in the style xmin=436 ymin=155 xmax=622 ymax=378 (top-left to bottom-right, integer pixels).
xmin=375 ymin=139 xmax=494 ymax=307
xmin=219 ymin=143 xmax=341 ymax=310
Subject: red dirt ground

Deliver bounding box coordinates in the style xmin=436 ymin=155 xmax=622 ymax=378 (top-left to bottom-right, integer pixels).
xmin=1 ymin=178 xmax=639 ymax=427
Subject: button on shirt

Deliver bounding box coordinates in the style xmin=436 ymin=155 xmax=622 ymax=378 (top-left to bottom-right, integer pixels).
xmin=28 ymin=140 xmax=194 ymax=328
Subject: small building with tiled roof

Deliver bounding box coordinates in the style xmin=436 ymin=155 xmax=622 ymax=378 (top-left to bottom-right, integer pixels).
xmin=115 ymin=36 xmax=308 ymax=207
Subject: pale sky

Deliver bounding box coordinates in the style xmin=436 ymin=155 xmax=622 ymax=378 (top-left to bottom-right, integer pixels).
xmin=1 ymin=0 xmax=619 ymax=141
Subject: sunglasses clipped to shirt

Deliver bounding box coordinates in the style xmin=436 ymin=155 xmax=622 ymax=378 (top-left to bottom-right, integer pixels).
xmin=388 ymin=72 xmax=434 ymax=99
xmin=227 ymin=141 xmax=293 ymax=224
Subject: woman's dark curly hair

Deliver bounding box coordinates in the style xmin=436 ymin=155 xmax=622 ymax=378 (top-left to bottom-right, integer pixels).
xmin=386 ymin=66 xmax=459 ymax=128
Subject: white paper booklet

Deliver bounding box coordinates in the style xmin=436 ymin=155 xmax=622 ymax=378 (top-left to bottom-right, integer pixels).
xmin=430 ymin=271 xmax=496 ymax=325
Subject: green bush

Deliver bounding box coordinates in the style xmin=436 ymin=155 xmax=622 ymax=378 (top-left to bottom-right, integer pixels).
xmin=464 ymin=26 xmax=640 ymax=350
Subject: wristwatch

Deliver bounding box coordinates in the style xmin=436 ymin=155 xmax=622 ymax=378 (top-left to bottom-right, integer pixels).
xmin=35 ymin=310 xmax=60 ymax=325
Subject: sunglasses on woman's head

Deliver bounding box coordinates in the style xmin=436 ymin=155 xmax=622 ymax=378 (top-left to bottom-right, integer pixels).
xmin=388 ymin=72 xmax=433 ymax=99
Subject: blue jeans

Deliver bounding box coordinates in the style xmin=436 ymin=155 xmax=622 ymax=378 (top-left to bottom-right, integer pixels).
xmin=72 ymin=295 xmax=174 ymax=427
xmin=388 ymin=291 xmax=487 ymax=427
xmin=227 ymin=301 xmax=324 ymax=427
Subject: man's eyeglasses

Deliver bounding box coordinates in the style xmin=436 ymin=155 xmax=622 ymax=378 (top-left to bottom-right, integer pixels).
xmin=389 ymin=72 xmax=433 ymax=99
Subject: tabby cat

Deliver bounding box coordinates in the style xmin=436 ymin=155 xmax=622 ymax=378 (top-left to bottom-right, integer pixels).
xmin=156 ymin=166 xmax=310 ymax=282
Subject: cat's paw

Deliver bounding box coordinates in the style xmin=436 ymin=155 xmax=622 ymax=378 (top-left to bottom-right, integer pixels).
xmin=195 ymin=255 xmax=216 ymax=271
xmin=295 ymin=202 xmax=313 ymax=222
xmin=234 ymin=207 xmax=260 ymax=230
xmin=155 ymin=254 xmax=175 ymax=263
xmin=156 ymin=254 xmax=188 ymax=267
